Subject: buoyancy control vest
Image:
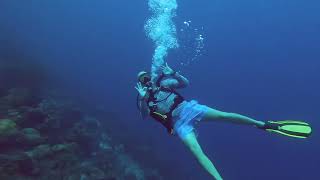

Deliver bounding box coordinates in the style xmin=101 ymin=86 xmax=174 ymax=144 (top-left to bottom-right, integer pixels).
xmin=146 ymin=74 xmax=184 ymax=133
xmin=146 ymin=87 xmax=184 ymax=133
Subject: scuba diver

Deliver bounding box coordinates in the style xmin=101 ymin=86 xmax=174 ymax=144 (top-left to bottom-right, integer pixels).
xmin=135 ymin=63 xmax=312 ymax=180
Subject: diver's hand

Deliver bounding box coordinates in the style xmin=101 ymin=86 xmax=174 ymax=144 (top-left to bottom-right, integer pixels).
xmin=160 ymin=63 xmax=175 ymax=76
xmin=168 ymin=128 xmax=174 ymax=135
xmin=135 ymin=82 xmax=148 ymax=98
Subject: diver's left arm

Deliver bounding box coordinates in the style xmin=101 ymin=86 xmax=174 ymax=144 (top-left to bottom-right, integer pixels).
xmin=160 ymin=63 xmax=189 ymax=89
xmin=160 ymin=72 xmax=189 ymax=89
xmin=169 ymin=71 xmax=189 ymax=88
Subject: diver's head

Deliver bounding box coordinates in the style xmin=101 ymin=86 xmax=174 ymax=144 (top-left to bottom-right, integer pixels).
xmin=137 ymin=71 xmax=151 ymax=86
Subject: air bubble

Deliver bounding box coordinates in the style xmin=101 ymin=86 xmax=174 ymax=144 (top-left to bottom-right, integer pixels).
xmin=178 ymin=20 xmax=205 ymax=68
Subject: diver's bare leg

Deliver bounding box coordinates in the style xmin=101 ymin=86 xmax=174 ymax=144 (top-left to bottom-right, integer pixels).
xmin=182 ymin=131 xmax=223 ymax=180
xmin=203 ymin=107 xmax=265 ymax=128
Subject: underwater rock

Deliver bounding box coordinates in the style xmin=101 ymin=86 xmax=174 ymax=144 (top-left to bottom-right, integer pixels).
xmin=20 ymin=109 xmax=47 ymax=128
xmin=0 ymin=119 xmax=19 ymax=144
xmin=0 ymin=91 xmax=163 ymax=179
xmin=18 ymin=154 xmax=39 ymax=176
xmin=26 ymin=143 xmax=76 ymax=160
xmin=65 ymin=122 xmax=96 ymax=153
xmin=83 ymin=116 xmax=100 ymax=130
xmin=26 ymin=144 xmax=51 ymax=159
xmin=60 ymin=109 xmax=82 ymax=128
xmin=98 ymin=133 xmax=113 ymax=151
xmin=37 ymin=98 xmax=58 ymax=115
xmin=49 ymin=160 xmax=113 ymax=180
xmin=3 ymin=108 xmax=25 ymax=126
xmin=114 ymin=151 xmax=146 ymax=180
xmin=7 ymin=109 xmax=20 ymax=116
xmin=16 ymin=128 xmax=46 ymax=146
xmin=51 ymin=143 xmax=76 ymax=153
xmin=0 ymin=151 xmax=38 ymax=176
xmin=0 ymin=119 xmax=17 ymax=136
xmin=77 ymin=161 xmax=107 ymax=180
xmin=36 ymin=98 xmax=83 ymax=138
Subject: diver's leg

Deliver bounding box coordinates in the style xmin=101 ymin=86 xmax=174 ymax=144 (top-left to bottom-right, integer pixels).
xmin=203 ymin=107 xmax=265 ymax=128
xmin=182 ymin=131 xmax=223 ymax=180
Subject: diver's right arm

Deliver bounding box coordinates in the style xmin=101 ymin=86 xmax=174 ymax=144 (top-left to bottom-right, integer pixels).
xmin=135 ymin=82 xmax=150 ymax=119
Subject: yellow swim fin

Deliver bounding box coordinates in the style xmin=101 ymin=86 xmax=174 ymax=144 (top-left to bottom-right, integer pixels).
xmin=261 ymin=120 xmax=312 ymax=138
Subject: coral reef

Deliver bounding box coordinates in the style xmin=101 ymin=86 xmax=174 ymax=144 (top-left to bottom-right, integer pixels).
xmin=0 ymin=87 xmax=163 ymax=180
xmin=0 ymin=57 xmax=167 ymax=179
xmin=0 ymin=119 xmax=19 ymax=144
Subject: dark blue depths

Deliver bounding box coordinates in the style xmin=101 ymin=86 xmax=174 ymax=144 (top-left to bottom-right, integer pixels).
xmin=0 ymin=0 xmax=319 ymax=179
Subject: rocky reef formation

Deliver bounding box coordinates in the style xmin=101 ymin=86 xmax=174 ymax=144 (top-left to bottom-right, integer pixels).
xmin=0 ymin=87 xmax=163 ymax=180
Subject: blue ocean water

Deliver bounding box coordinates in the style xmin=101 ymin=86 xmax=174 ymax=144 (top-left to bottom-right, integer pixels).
xmin=0 ymin=0 xmax=319 ymax=179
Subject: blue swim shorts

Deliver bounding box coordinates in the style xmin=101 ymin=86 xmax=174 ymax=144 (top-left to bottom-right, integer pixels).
xmin=172 ymin=100 xmax=209 ymax=139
